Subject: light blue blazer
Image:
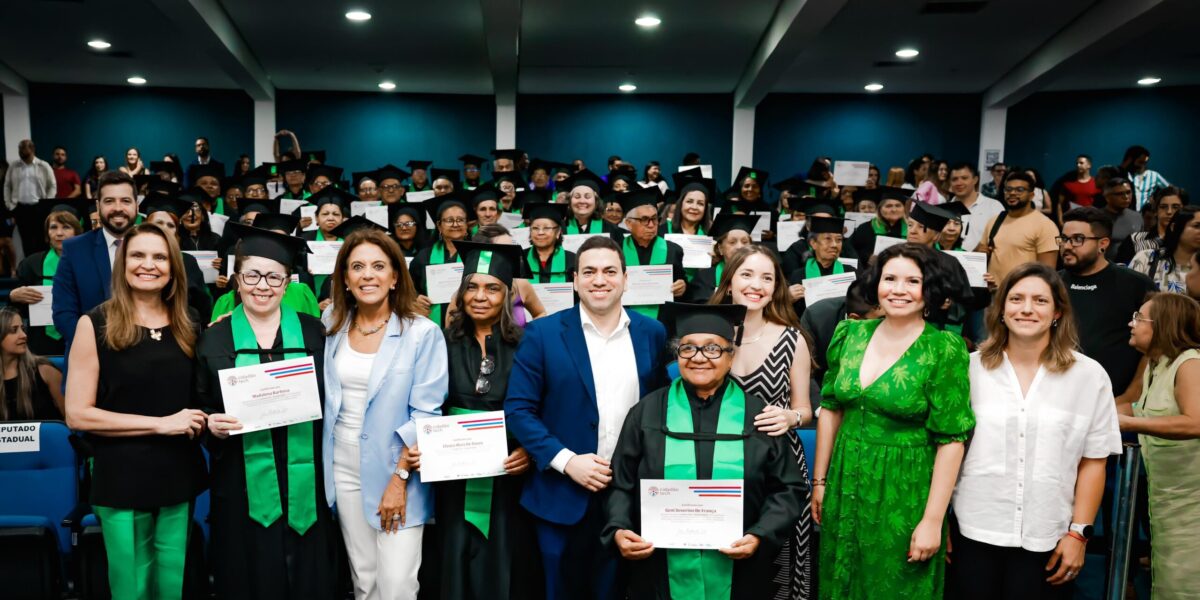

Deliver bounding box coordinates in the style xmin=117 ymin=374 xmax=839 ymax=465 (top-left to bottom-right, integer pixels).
xmin=321 ymin=311 xmax=448 ymax=531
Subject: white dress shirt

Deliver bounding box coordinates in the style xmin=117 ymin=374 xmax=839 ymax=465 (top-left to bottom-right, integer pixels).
xmin=102 ymin=228 xmax=122 ymax=271
xmin=960 ymin=193 xmax=1005 ymax=252
xmin=954 ymin=351 xmax=1123 ymax=552
xmin=549 ymin=307 xmax=640 ymax=472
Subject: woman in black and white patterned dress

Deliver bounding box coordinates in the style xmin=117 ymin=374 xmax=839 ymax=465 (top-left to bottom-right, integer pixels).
xmin=710 ymin=245 xmax=816 ymax=600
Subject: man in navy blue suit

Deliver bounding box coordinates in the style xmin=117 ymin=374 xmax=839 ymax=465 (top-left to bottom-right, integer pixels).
xmin=506 ymin=235 xmax=668 ymax=600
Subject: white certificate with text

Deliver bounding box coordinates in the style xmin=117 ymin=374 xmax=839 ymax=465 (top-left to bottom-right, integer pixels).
xmin=640 ymin=479 xmax=744 ymax=550
xmin=802 ymin=272 xmax=858 ymax=305
xmin=426 ymin=262 xmax=465 ymax=304
xmin=664 ymin=234 xmax=715 ymax=269
xmin=28 ymin=286 xmax=53 ymax=327
xmin=623 ymin=265 xmax=674 ymax=306
xmin=945 ymin=251 xmax=988 ymax=287
xmin=307 ymin=241 xmax=344 ymax=275
xmin=218 ymin=356 xmax=322 ymax=435
xmin=183 ymin=251 xmax=219 ymax=284
xmin=873 ymin=235 xmax=906 ymax=255
xmin=562 ymin=233 xmax=605 ymax=254
xmin=416 ymin=411 xmax=509 ymax=483
xmin=530 ymin=282 xmax=576 ymax=315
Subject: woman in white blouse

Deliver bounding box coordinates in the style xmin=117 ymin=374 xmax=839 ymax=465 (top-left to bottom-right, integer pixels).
xmin=952 ymin=263 xmax=1122 ymax=599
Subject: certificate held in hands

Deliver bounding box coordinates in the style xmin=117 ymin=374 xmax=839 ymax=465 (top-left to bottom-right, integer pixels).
xmin=640 ymin=479 xmax=744 ymax=550
xmin=416 ymin=410 xmax=509 ymax=482
xmin=217 ymin=356 xmax=322 ymax=435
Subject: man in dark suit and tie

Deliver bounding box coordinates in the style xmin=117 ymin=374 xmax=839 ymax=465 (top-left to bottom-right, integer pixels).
xmin=186 ymin=136 xmax=224 ymax=188
xmin=506 ymin=235 xmax=668 ymax=600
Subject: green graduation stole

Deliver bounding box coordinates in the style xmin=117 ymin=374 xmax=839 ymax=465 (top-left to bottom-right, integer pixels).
xmin=870 ymin=217 xmax=907 ymax=238
xmin=623 ymin=236 xmax=668 ymax=319
xmin=526 ymin=247 xmax=567 ymax=283
xmin=447 ymin=406 xmax=497 ymax=538
xmin=664 ymin=378 xmax=745 ymax=600
xmin=428 ymin=242 xmax=461 ymax=326
xmin=313 ymin=230 xmax=343 ymax=295
xmin=230 ymin=305 xmax=317 ymax=534
xmin=566 ymin=218 xmax=603 ymax=234
xmin=42 ymin=251 xmax=62 ymax=340
xmin=215 ymin=196 xmax=225 ymax=215
xmin=666 ymin=220 xmax=705 ymax=236
xmin=804 ymin=258 xmax=844 ymax=280
xmin=713 ymin=262 xmax=725 ymax=288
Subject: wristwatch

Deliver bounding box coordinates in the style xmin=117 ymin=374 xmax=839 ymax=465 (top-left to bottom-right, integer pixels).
xmin=1069 ymin=523 xmax=1093 ymax=539
xmin=394 ymin=463 xmax=410 ymax=481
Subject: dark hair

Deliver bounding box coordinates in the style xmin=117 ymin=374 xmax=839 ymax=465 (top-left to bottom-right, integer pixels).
xmin=85 ymin=155 xmax=107 ymax=180
xmin=844 ymin=275 xmax=874 ymax=317
xmin=1023 ymin=168 xmax=1045 ymax=190
xmin=950 ymin=162 xmax=978 ymax=178
xmin=1062 ymin=207 xmax=1114 ymax=238
xmin=1123 ymin=145 xmax=1150 ymax=163
xmin=990 ymin=162 xmax=1007 ymax=171
xmin=325 ymin=230 xmax=420 ymax=336
xmin=642 ymin=160 xmax=661 ymax=182
xmin=682 ymin=152 xmax=700 ymax=166
xmin=860 ymin=243 xmax=959 ymax=321
xmin=575 ymin=235 xmax=624 ymax=272
xmin=672 ymin=184 xmax=713 ymax=233
xmin=1152 ymin=185 xmax=1189 ymax=207
xmin=607 ymin=155 xmax=622 ymax=167
xmin=1160 ymin=206 xmax=1200 ymax=272
xmin=1002 ymin=169 xmax=1036 ymax=189
xmin=96 ymin=169 xmax=136 ymax=198
xmin=978 ymin=263 xmax=1079 ymax=373
xmin=52 ymin=145 xmax=66 ymax=153
xmin=0 ymin=307 xmax=54 ymax=421
xmin=1077 ymin=154 xmax=1092 ymax=162
xmin=196 ymin=136 xmax=209 ymax=144
xmin=905 ymin=158 xmax=926 ymax=185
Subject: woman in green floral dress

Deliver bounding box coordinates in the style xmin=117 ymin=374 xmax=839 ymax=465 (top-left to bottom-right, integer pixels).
xmin=812 ymin=243 xmax=975 ymax=599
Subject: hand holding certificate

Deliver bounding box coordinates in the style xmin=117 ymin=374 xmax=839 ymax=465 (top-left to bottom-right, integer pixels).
xmin=640 ymin=479 xmax=744 ymax=550
xmin=416 ymin=411 xmax=509 ymax=482
xmin=425 ymin=263 xmax=465 ymax=304
xmin=217 ymin=356 xmax=322 ymax=434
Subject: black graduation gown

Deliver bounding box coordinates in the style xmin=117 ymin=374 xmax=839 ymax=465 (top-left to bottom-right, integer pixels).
xmin=682 ymin=265 xmax=720 ymax=304
xmin=409 ymin=243 xmax=459 ymax=327
xmin=788 ymin=260 xmax=856 ymax=317
xmin=525 ymin=246 xmax=577 ymax=283
xmin=614 ymin=235 xmax=688 ymax=284
xmin=848 ymin=218 xmax=905 ymax=259
xmin=181 ymin=252 xmax=215 ymax=328
xmin=604 ymin=381 xmax=807 ymax=599
xmin=393 ymin=236 xmax=425 ymax=259
xmin=194 ymin=314 xmax=336 ymax=600
xmin=780 ymin=237 xmax=859 ymax=276
xmin=179 ymin=230 xmax=222 ymax=252
xmin=567 ymin=217 xmax=619 ymax=236
xmin=429 ymin=333 xmax=543 ymax=600
xmin=15 ymin=251 xmax=63 ymax=356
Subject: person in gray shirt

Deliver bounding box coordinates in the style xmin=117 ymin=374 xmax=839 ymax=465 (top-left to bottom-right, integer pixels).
xmin=1101 ymin=176 xmax=1143 ymax=262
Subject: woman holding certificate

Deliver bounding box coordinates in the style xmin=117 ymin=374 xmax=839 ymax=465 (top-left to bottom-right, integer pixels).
xmin=323 ymin=228 xmax=448 ymax=600
xmin=433 ymin=240 xmax=541 ymax=599
xmin=604 ymin=302 xmax=807 ymax=599
xmin=64 ymin=223 xmax=208 ymax=600
xmin=813 ymin=243 xmax=975 ymax=599
xmin=682 ymin=213 xmax=757 ymax=303
xmin=10 ymin=202 xmax=82 ymax=355
xmin=195 ymin=224 xmax=337 ymax=600
xmin=409 ymin=194 xmax=470 ymax=327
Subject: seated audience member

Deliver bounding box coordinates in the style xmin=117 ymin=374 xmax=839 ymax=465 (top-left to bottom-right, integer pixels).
xmin=1129 ymin=205 xmax=1200 ymax=293
xmin=0 ymin=306 xmax=64 ymax=421
xmin=847 ymin=187 xmax=907 ymax=259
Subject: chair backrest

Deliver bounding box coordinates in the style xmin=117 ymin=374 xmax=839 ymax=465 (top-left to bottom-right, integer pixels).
xmin=46 ymin=356 xmax=65 ymax=372
xmin=795 ymin=427 xmax=817 ymax=483
xmin=0 ymin=421 xmax=78 ymax=553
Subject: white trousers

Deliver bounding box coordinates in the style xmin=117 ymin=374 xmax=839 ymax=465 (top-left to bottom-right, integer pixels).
xmin=333 ymin=439 xmax=424 ymax=600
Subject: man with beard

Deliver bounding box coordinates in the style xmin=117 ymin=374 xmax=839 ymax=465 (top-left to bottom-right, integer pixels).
xmin=1099 ymin=176 xmax=1143 ymax=261
xmin=974 ymin=170 xmax=1059 ymax=281
xmin=52 ymin=146 xmax=82 ymax=199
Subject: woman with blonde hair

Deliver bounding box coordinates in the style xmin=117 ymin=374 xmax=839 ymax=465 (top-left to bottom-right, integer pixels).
xmin=885 ymin=166 xmax=906 ymax=188
xmin=953 ymin=263 xmax=1121 ymax=599
xmin=65 ymin=223 xmax=208 ymax=600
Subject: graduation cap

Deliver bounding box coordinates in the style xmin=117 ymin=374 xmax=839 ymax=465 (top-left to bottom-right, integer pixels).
xmin=277 ymin=159 xmax=308 ymax=174
xmin=772 ymin=176 xmax=809 ymax=194
xmin=807 ymin=215 xmax=846 ymax=235
xmin=561 ymin=169 xmax=605 ymax=194
xmin=941 ymin=201 xmax=971 ymax=221
xmin=239 ymin=202 xmax=272 ymax=216
xmin=387 ymin=203 xmax=425 ymax=230
xmin=423 ymin=192 xmax=469 ymax=223
xmin=39 ymin=198 xmax=85 ymax=220
xmin=491 ymin=171 xmax=526 ymax=189
xmin=430 ymin=168 xmax=460 ymax=186
xmin=305 ymin=164 xmax=344 ymax=186
xmin=616 ymin=186 xmax=663 ymax=215
xmin=140 ymin=195 xmax=193 ymax=220
xmin=909 ymin=202 xmax=954 ymax=232
xmin=331 ymin=215 xmax=388 ymax=238
xmin=188 ymin=162 xmax=224 ymax=182
xmin=794 ymin=196 xmax=837 ymax=217
xmin=608 ymin=169 xmax=637 ymax=187
xmin=662 ymin=302 xmax=747 ymax=345
xmin=225 ymin=222 xmax=311 ymax=267
xmin=303 ymin=150 xmax=326 ymax=164
xmin=150 ymin=160 xmax=183 ymax=181
xmin=222 ymin=176 xmax=244 ymax=192
xmin=529 ymin=159 xmax=572 ymax=175
xmin=374 ymin=164 xmax=410 ymax=183
xmin=309 ymin=186 xmax=357 ymax=212
xmin=406 ymin=160 xmax=433 ymax=172
xmin=708 ymin=213 xmax=760 ymax=240
xmin=878 ymin=186 xmax=911 ymax=203
xmin=145 ymin=177 xmax=181 ymax=197
xmin=490 ymin=148 xmax=524 ymax=162
xmin=514 ymin=188 xmax=550 ymax=208
xmin=852 ymin=187 xmax=882 ymax=203
xmin=352 ymin=170 xmax=378 ymax=188
xmin=732 ymin=166 xmax=769 ymax=187
xmin=252 ymin=212 xmax=301 ymax=235
xmin=675 ymin=176 xmax=717 ymax=200
xmin=454 ymin=240 xmax=525 ymax=288
xmin=471 ymin=188 xmax=501 ymax=211
xmin=458 ymin=154 xmax=487 ymax=168
xmin=523 ymin=202 xmax=567 ymax=225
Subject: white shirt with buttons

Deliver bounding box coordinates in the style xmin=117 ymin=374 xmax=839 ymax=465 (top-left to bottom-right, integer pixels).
xmin=953 ymin=350 xmax=1122 ymax=552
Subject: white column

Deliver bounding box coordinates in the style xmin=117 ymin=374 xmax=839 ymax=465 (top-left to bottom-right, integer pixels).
xmin=977 ymin=105 xmax=1007 ymax=180
xmin=253 ymin=99 xmax=276 ymax=166
xmin=3 ymin=93 xmax=32 ymax=156
xmin=731 ymin=106 xmax=755 ymax=177
xmin=496 ymin=100 xmax=516 ymax=149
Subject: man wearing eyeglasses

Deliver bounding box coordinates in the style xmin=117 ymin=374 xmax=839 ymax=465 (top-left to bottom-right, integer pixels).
xmin=974 ymin=170 xmax=1060 ymax=281
xmin=1099 ymin=177 xmax=1143 ymax=261
xmin=613 ymin=187 xmax=687 ymax=321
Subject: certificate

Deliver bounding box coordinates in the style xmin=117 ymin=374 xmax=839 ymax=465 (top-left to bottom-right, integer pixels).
xmin=217 ymin=356 xmax=322 ymax=435
xmin=498 ymin=212 xmax=524 ymax=230
xmin=664 ymin=234 xmax=714 ymax=269
xmin=836 ymin=257 xmax=859 ymax=269
xmin=944 ymin=251 xmax=988 ymax=287
xmin=802 ymin=272 xmax=858 ymax=305
xmin=27 ymin=286 xmax=53 ymax=327
xmin=364 ymin=205 xmax=389 ymax=228
xmin=279 ymin=199 xmax=306 ymax=217
xmin=562 ymin=233 xmax=605 ymax=254
xmin=266 ymin=181 xmax=284 ymax=197
xmin=530 ymin=282 xmax=575 ymax=315
xmin=209 ymin=212 xmax=229 ymax=237
xmin=350 ymin=200 xmax=379 ymax=218
xmin=308 ymin=241 xmax=344 ymax=275
xmin=509 ymin=226 xmax=531 ymax=248
xmin=873 ymin=235 xmax=906 ymax=255
xmin=184 ymin=251 xmax=219 ymax=284
xmin=426 ymin=263 xmax=465 ymax=304
xmin=749 ymin=212 xmax=772 ymax=242
xmin=776 ymin=220 xmax=805 ymax=251
xmin=640 ymin=479 xmax=744 ymax=550
xmin=416 ymin=411 xmax=509 ymax=483
xmin=843 ymin=211 xmax=875 ymax=234
xmin=833 ymin=160 xmax=870 ymax=186
xmin=623 ymin=265 xmax=674 ymax=306
xmin=677 ymin=164 xmax=713 ymax=179
xmin=300 ymin=205 xmax=318 ymax=231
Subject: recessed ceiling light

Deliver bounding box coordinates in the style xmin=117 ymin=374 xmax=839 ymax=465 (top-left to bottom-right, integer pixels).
xmin=378 ymin=81 xmax=396 ymax=91
xmin=1137 ymin=76 xmax=1161 ymax=86
xmin=345 ymin=10 xmax=372 ymax=22
xmin=87 ymin=40 xmax=112 ymax=50
xmin=619 ymin=83 xmax=637 ymax=92
xmin=635 ymin=15 xmax=661 ymax=28
xmin=127 ymin=76 xmax=147 ymax=85
xmin=895 ymin=48 xmax=919 ymax=59
xmin=864 ymin=83 xmax=884 ymax=92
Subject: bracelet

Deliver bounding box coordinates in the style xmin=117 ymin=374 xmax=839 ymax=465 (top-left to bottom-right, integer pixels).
xmin=812 ymin=478 xmax=827 ymax=486
xmin=1066 ymin=531 xmax=1087 ymax=543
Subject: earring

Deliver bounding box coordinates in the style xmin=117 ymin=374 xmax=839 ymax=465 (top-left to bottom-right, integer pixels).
xmin=1052 ymin=319 xmax=1058 ymax=328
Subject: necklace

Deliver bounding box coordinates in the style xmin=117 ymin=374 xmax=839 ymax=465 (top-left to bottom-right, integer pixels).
xmin=740 ymin=327 xmax=765 ymax=345
xmin=149 ymin=328 xmax=163 ymax=341
xmin=354 ymin=318 xmax=388 ymax=336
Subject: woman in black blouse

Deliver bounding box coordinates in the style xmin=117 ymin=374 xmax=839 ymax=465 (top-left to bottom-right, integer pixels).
xmin=0 ymin=306 xmax=63 ymax=421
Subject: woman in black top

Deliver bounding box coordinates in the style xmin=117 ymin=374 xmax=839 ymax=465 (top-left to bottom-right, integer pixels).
xmin=196 ymin=225 xmax=336 ymax=600
xmin=10 ymin=205 xmax=83 ymax=355
xmin=64 ymin=224 xmax=208 ymax=600
xmin=430 ymin=241 xmax=540 ymax=600
xmin=524 ymin=202 xmax=576 ymax=284
xmin=0 ymin=307 xmax=63 ymax=421
xmin=178 ymin=200 xmax=223 ymax=252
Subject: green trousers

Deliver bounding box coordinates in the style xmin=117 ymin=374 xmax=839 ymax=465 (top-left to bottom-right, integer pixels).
xmin=93 ymin=502 xmax=191 ymax=600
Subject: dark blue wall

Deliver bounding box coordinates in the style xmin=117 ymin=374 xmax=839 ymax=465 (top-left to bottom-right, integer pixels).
xmin=755 ymin=93 xmax=983 ymax=186
xmin=275 ymin=90 xmax=495 ymax=175
xmin=516 ymin=94 xmax=733 ymax=188
xmin=28 ymin=83 xmax=253 ymax=178
xmin=1006 ymin=86 xmax=1200 ymax=193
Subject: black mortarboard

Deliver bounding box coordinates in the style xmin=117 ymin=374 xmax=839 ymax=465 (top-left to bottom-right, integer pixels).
xmin=150 ymin=160 xmax=183 ymax=181
xmin=251 ymin=212 xmax=301 ymax=235
xmin=616 ymin=186 xmax=662 ymax=215
xmin=878 ymin=186 xmax=911 ymax=203
xmin=305 ymin=164 xmax=344 ymax=186
xmin=374 ymin=164 xmax=410 ymax=183
xmin=490 ymin=148 xmax=524 ymax=162
xmin=794 ymin=196 xmax=837 ymax=216
xmin=406 ymin=160 xmax=433 ymax=171
xmin=455 ymin=240 xmax=525 ymax=288
xmin=243 ymin=164 xmax=273 ymax=186
xmin=514 ymin=188 xmax=549 ymax=209
xmin=303 ymin=150 xmax=326 ymax=164
xmin=387 ymin=203 xmax=424 ymax=230
xmin=278 ymin=159 xmax=307 ymax=174
xmin=941 ymin=201 xmax=971 ymax=221
xmin=226 ymin=222 xmax=311 ymax=267
xmin=492 ymin=171 xmax=526 ymax=189
xmin=708 ymin=213 xmax=760 ymax=240
xmin=458 ymin=154 xmax=487 ymax=167
xmin=471 ymin=188 xmax=501 ymax=211
xmin=910 ymin=202 xmax=954 ymax=231
xmin=430 ymin=168 xmax=460 ymax=186
xmin=562 ymin=169 xmax=605 ymax=194
xmin=188 ymin=162 xmax=223 ymax=182
xmin=772 ymin=176 xmax=810 ymax=194
xmin=530 ymin=159 xmax=572 ymax=175
xmin=39 ymin=198 xmax=85 ymax=220
xmin=140 ymin=195 xmax=192 ymax=220
xmin=147 ymin=177 xmax=181 ymax=197
xmin=423 ymin=192 xmax=469 ymax=223
xmin=331 ymin=215 xmax=388 ymax=238
xmin=523 ymin=202 xmax=567 ymax=225
xmin=663 ymin=302 xmax=747 ymax=344
xmin=732 ymin=166 xmax=769 ymax=188
xmin=853 ymin=187 xmax=882 ymax=203
xmin=352 ymin=170 xmax=378 ymax=188
xmin=222 ymin=176 xmax=244 ymax=192
xmin=309 ymin=186 xmax=357 ymax=211
xmin=608 ymin=169 xmax=637 ymax=187
xmin=240 ymin=202 xmax=271 ymax=216
xmin=807 ymin=215 xmax=846 ymax=235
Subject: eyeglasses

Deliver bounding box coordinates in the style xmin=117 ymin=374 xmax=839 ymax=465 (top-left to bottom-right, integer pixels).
xmin=628 ymin=215 xmax=660 ymax=227
xmin=677 ymin=343 xmax=733 ymax=360
xmin=239 ymin=270 xmax=288 ymax=288
xmin=395 ymin=221 xmax=417 ymax=229
xmin=1054 ymin=235 xmax=1103 ymax=247
xmin=1003 ymin=186 xmax=1030 ymax=194
xmin=440 ymin=217 xmax=467 ymax=226
xmin=379 ymin=184 xmax=403 ymax=191
xmin=475 ymin=356 xmax=495 ymax=395
xmin=1131 ymin=311 xmax=1154 ymax=323
xmin=530 ymin=225 xmax=559 ymax=233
